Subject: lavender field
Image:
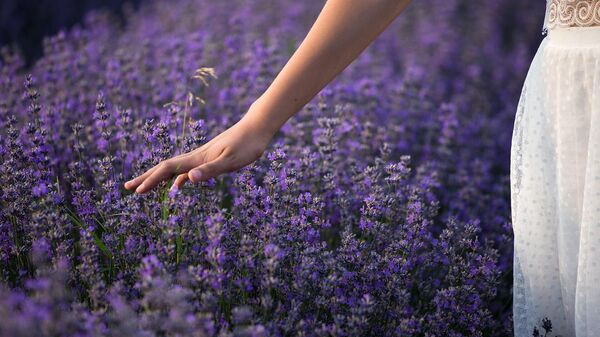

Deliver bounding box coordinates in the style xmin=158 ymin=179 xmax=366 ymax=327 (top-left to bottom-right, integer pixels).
xmin=0 ymin=0 xmax=545 ymax=336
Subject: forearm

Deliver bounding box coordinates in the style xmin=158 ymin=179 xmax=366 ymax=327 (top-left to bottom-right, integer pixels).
xmin=243 ymin=0 xmax=411 ymax=135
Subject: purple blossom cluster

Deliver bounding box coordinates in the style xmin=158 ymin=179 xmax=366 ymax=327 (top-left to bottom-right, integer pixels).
xmin=0 ymin=0 xmax=544 ymax=336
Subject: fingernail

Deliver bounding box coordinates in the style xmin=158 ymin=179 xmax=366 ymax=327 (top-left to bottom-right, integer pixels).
xmin=190 ymin=170 xmax=202 ymax=181
xmin=136 ymin=184 xmax=145 ymax=193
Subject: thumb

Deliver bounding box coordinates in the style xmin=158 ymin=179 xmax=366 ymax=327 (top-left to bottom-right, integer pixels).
xmin=188 ymin=157 xmax=229 ymax=183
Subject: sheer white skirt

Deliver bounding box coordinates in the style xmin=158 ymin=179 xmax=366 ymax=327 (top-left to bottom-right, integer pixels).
xmin=511 ymin=27 xmax=600 ymax=337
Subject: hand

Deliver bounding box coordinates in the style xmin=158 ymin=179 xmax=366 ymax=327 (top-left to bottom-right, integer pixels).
xmin=124 ymin=111 xmax=274 ymax=194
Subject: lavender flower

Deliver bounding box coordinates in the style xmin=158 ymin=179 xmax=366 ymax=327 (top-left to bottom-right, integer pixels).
xmin=0 ymin=0 xmax=544 ymax=335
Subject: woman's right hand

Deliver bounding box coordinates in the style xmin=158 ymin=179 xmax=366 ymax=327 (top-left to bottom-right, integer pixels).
xmin=124 ymin=104 xmax=275 ymax=194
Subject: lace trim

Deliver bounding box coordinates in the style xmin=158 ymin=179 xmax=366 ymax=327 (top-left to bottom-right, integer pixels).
xmin=511 ymin=85 xmax=526 ymax=223
xmin=547 ymin=0 xmax=600 ymax=29
xmin=511 ymin=86 xmax=530 ymax=336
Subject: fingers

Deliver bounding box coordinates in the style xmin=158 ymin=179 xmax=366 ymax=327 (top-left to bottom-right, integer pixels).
xmin=135 ymin=160 xmax=190 ymax=194
xmin=172 ymin=173 xmax=189 ymax=189
xmin=126 ymin=142 xmax=234 ymax=194
xmin=124 ymin=145 xmax=209 ymax=191
xmin=188 ymin=156 xmax=231 ymax=183
xmin=124 ymin=164 xmax=160 ymax=190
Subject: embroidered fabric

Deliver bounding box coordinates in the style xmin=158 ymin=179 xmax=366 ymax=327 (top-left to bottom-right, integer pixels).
xmin=511 ymin=83 xmax=535 ymax=337
xmin=545 ymin=0 xmax=600 ymax=30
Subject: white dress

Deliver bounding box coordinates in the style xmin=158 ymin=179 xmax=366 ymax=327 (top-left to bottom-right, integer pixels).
xmin=511 ymin=1 xmax=600 ymax=336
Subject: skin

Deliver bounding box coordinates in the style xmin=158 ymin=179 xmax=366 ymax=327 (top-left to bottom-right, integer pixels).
xmin=124 ymin=0 xmax=412 ymax=194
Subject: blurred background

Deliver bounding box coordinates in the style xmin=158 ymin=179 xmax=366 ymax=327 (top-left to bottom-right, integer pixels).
xmin=0 ymin=0 xmax=141 ymax=66
xmin=0 ymin=0 xmax=549 ymax=334
xmin=1 ymin=0 xmax=544 ymax=67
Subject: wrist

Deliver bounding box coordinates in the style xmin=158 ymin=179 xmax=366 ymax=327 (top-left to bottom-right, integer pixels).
xmin=241 ymin=96 xmax=283 ymax=138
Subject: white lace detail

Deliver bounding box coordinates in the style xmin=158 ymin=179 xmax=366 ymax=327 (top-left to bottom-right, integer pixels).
xmin=513 ymin=252 xmax=535 ymax=337
xmin=510 ymin=86 xmax=526 ymax=218
xmin=547 ymin=0 xmax=600 ymax=30
xmin=511 ymin=31 xmax=600 ymax=336
xmin=511 ymin=85 xmax=532 ymax=337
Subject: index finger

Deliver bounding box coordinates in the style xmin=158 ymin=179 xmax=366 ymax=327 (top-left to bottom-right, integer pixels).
xmin=125 ymin=149 xmax=203 ymax=190
xmin=124 ymin=164 xmax=160 ymax=190
xmin=135 ymin=156 xmax=204 ymax=194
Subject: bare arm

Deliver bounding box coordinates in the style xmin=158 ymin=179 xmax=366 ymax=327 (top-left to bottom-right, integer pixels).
xmin=125 ymin=0 xmax=411 ymax=194
xmin=244 ymin=0 xmax=411 ymax=135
